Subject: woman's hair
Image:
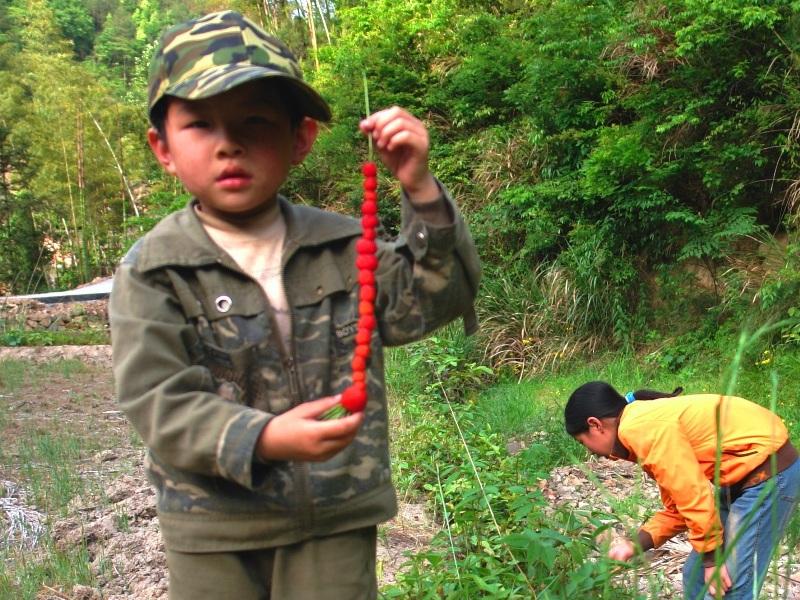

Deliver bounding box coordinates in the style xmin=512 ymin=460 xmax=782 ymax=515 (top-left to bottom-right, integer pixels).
xmin=564 ymin=381 xmax=683 ymax=435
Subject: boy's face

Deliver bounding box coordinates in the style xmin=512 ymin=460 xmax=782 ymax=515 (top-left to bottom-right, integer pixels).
xmin=148 ymin=80 xmax=317 ymax=221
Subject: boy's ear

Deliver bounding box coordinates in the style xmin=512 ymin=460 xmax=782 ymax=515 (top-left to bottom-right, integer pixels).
xmin=147 ymin=127 xmax=177 ymax=176
xmin=291 ymin=117 xmax=319 ymax=165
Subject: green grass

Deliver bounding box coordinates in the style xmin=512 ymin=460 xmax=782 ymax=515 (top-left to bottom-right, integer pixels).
xmin=0 ymin=359 xmax=27 ymax=392
xmin=0 ymin=542 xmax=95 ymax=600
xmin=0 ymin=329 xmax=109 ymax=347
xmin=17 ymin=432 xmax=87 ymax=515
xmin=0 ymin=358 xmax=87 ymax=383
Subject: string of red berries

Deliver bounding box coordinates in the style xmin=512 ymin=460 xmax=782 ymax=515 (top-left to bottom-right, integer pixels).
xmin=322 ymin=161 xmax=379 ymax=419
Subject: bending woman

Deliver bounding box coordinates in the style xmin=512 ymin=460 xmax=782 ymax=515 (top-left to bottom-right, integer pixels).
xmin=564 ymin=381 xmax=800 ymax=599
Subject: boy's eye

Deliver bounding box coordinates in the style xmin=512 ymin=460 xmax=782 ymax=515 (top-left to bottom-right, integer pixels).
xmin=245 ymin=115 xmax=272 ymax=126
xmin=186 ymin=120 xmax=209 ymax=129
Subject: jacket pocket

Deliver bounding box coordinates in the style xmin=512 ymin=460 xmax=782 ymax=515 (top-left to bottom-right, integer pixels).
xmin=200 ymin=341 xmax=258 ymax=402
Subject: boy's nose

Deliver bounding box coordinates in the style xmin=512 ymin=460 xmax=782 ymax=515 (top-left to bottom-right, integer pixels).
xmin=216 ymin=128 xmax=245 ymax=157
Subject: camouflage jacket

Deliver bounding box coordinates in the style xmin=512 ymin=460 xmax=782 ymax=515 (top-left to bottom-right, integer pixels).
xmin=110 ymin=190 xmax=480 ymax=552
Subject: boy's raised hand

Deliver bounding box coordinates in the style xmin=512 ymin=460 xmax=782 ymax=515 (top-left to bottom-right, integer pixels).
xmin=360 ymin=107 xmax=439 ymax=204
xmin=256 ymin=396 xmax=364 ymax=462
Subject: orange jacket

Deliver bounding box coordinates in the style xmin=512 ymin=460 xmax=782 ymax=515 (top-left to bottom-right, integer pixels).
xmin=618 ymin=394 xmax=788 ymax=553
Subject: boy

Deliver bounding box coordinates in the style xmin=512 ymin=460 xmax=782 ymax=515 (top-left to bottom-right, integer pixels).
xmin=110 ymin=10 xmax=480 ymax=600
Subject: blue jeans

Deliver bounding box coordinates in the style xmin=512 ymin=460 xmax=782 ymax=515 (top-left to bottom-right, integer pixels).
xmin=683 ymin=458 xmax=800 ymax=599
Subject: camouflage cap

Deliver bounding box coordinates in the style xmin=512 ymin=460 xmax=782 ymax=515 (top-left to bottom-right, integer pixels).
xmin=147 ymin=11 xmax=331 ymax=123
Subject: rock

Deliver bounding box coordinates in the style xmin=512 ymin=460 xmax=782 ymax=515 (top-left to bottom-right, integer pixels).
xmin=72 ymin=585 xmax=101 ymax=600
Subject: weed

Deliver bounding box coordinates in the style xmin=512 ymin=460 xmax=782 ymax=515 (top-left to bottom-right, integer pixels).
xmin=0 ymin=540 xmax=94 ymax=600
xmin=0 ymin=360 xmax=26 ymax=392
xmin=17 ymin=433 xmax=86 ymax=516
xmin=0 ymin=329 xmax=109 ymax=347
xmin=114 ymin=508 xmax=131 ymax=533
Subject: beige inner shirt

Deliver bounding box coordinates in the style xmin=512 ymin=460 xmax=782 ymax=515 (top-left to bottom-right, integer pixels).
xmin=195 ymin=202 xmax=291 ymax=351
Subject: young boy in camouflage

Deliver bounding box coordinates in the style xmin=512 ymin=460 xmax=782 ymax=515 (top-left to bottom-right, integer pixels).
xmin=109 ymin=10 xmax=480 ymax=600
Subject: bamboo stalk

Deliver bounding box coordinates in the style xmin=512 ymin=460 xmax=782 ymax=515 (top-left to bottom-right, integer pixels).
xmin=60 ymin=138 xmax=79 ymax=277
xmin=313 ymin=0 xmax=331 ymax=44
xmin=304 ymin=0 xmax=320 ymax=70
xmin=86 ymin=107 xmax=140 ymax=218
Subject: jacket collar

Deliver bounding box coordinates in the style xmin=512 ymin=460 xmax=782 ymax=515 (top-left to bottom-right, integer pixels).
xmin=133 ymin=196 xmax=362 ymax=273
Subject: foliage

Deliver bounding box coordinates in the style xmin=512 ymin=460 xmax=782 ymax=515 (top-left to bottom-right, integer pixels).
xmin=0 ymin=328 xmax=109 ymax=347
xmin=0 ymin=0 xmax=795 ymax=367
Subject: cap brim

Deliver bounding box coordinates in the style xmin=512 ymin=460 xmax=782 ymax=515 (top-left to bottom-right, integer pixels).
xmin=165 ymin=64 xmax=332 ymax=122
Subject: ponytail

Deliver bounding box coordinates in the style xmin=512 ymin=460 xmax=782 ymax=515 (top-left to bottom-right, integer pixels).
xmin=629 ymin=387 xmax=684 ymax=401
xmin=564 ymin=382 xmax=684 ymax=435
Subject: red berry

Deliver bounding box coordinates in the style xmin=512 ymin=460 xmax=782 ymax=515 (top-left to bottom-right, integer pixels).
xmin=358 ymin=269 xmax=375 ymax=286
xmin=360 ymin=285 xmax=376 ymax=302
xmin=362 ymin=215 xmax=379 ymax=229
xmin=364 ymin=191 xmax=377 ymax=203
xmin=355 ymin=343 xmax=370 ymax=358
xmin=363 ymin=177 xmax=377 ymax=192
xmin=356 ymin=328 xmax=371 ymax=345
xmin=352 ymin=356 xmax=366 ymax=371
xmin=356 ymin=254 xmax=378 ymax=271
xmin=359 ymin=314 xmax=377 ymax=331
xmin=362 ymin=162 xmax=377 ymax=177
xmin=359 ymin=300 xmax=374 ymax=316
xmin=352 ymin=370 xmax=366 ymax=382
xmin=362 ymin=228 xmax=377 ymax=240
xmin=356 ymin=239 xmax=377 ymax=255
xmin=341 ymin=384 xmax=367 ymax=412
xmin=361 ymin=201 xmax=378 ymax=216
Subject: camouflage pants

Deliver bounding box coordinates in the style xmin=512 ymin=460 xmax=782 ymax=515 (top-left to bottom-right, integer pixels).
xmin=166 ymin=526 xmax=378 ymax=600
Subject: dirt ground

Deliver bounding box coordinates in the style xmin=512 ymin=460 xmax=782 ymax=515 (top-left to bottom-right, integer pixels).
xmin=0 ymin=346 xmax=433 ymax=599
xmin=2 ymin=345 xmax=800 ymax=598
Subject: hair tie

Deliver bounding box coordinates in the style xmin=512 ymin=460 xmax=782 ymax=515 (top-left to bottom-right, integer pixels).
xmin=625 ymin=391 xmax=636 ymax=404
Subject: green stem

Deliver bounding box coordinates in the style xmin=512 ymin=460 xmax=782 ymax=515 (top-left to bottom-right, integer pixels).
xmin=320 ymin=403 xmax=349 ymax=420
xmin=363 ymin=71 xmax=373 ymax=161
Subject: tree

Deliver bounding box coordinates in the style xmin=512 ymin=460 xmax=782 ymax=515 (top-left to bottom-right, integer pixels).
xmin=47 ymin=0 xmax=96 ymax=58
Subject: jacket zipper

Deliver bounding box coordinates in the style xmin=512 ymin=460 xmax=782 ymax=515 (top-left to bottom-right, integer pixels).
xmin=222 ymin=249 xmax=313 ymax=534
xmin=281 ymin=240 xmax=313 ymax=534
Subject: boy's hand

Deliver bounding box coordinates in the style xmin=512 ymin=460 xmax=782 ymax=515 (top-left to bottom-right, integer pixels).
xmin=257 ymin=396 xmax=364 ymax=462
xmin=360 ymin=107 xmax=439 ymax=204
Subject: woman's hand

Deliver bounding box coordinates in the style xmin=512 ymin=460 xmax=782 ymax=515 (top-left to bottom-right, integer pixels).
xmin=608 ymin=538 xmax=636 ymax=561
xmin=705 ymin=564 xmax=732 ymax=598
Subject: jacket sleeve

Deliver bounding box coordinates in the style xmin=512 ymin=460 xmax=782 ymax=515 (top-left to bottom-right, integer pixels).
xmin=629 ymin=421 xmax=723 ymax=553
xmin=376 ymin=181 xmax=481 ymax=345
xmin=110 ymin=260 xmax=273 ymax=490
xmin=641 ymin=484 xmax=687 ymax=547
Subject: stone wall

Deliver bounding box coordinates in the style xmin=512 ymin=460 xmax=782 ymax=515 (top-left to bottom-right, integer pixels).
xmin=0 ymin=299 xmax=109 ymax=333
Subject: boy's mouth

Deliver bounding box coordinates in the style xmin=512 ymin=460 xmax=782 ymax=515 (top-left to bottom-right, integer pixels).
xmin=217 ymin=168 xmax=252 ymax=189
